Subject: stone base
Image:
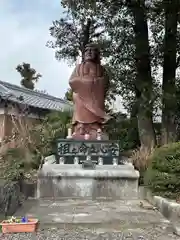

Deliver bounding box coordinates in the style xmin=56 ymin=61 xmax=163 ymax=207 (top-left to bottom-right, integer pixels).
xmin=37 ymin=164 xmax=139 ymax=200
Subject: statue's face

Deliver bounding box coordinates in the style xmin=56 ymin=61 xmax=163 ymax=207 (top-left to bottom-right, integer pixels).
xmin=84 ymin=46 xmax=98 ymax=62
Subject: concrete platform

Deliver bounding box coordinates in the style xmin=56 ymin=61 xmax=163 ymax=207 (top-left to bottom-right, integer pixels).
xmin=15 ymin=199 xmax=163 ymax=224
xmin=37 ymin=164 xmax=139 ymax=200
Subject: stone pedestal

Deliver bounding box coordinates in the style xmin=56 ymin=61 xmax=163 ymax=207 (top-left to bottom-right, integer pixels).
xmin=37 ymin=164 xmax=139 ymax=200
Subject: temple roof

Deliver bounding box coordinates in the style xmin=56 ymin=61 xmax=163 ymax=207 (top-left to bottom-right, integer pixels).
xmin=0 ymin=80 xmax=72 ymax=111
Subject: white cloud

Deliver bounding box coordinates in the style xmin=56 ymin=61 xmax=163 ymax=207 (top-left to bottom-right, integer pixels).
xmin=0 ymin=0 xmax=73 ymax=98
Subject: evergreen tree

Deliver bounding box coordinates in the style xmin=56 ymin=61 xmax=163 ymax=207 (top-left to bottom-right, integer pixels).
xmin=48 ymin=0 xmax=180 ymax=148
xmin=16 ymin=63 xmax=42 ymax=90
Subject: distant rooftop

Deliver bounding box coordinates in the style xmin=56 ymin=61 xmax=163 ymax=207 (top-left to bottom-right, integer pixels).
xmin=0 ymin=80 xmax=72 ymax=111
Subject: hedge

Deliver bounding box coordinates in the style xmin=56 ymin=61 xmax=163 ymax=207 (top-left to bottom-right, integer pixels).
xmin=144 ymin=142 xmax=180 ymax=199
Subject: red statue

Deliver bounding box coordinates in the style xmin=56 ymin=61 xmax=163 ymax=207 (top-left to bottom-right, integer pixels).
xmin=69 ymin=43 xmax=110 ymax=140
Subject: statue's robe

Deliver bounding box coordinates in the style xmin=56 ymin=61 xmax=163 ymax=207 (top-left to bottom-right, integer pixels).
xmin=69 ymin=62 xmax=110 ymax=125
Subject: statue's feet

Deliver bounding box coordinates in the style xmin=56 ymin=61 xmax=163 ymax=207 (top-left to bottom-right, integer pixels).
xmin=72 ymin=131 xmax=109 ymax=140
xmin=72 ymin=122 xmax=109 ymax=140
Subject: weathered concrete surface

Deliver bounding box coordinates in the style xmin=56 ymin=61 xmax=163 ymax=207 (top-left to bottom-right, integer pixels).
xmin=142 ymin=186 xmax=180 ymax=236
xmin=3 ymin=199 xmax=177 ymax=239
xmin=15 ymin=199 xmax=164 ymax=224
xmin=37 ymin=164 xmax=139 ymax=200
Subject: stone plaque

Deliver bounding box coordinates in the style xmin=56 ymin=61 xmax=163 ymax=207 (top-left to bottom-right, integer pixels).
xmin=57 ymin=140 xmax=120 ymax=157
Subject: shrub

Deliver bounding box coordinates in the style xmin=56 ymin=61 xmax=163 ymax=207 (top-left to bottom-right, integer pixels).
xmin=30 ymin=110 xmax=72 ymax=158
xmin=132 ymin=147 xmax=153 ymax=171
xmin=144 ymin=142 xmax=180 ymax=199
xmin=0 ymin=148 xmax=35 ymax=181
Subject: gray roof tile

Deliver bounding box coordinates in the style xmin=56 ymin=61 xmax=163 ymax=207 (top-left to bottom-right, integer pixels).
xmin=0 ymin=80 xmax=72 ymax=111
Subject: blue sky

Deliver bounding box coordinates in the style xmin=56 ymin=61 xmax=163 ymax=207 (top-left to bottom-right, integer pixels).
xmin=0 ymin=0 xmax=73 ymax=98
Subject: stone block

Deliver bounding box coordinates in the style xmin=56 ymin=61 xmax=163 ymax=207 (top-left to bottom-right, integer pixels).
xmin=142 ymin=187 xmax=180 ymax=236
xmin=44 ymin=155 xmax=56 ymax=165
xmin=37 ymin=164 xmax=139 ymax=200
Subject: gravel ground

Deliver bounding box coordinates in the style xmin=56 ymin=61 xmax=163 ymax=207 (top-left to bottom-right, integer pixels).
xmin=0 ymin=224 xmax=179 ymax=240
xmin=1 ymin=199 xmax=179 ymax=239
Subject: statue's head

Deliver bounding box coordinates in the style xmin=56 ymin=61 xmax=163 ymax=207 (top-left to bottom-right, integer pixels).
xmin=84 ymin=43 xmax=100 ymax=63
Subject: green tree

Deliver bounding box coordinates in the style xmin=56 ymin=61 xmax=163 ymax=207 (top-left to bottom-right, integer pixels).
xmin=30 ymin=110 xmax=72 ymax=167
xmin=47 ymin=3 xmax=108 ymax=65
xmin=105 ymin=111 xmax=140 ymax=151
xmin=16 ymin=63 xmax=42 ymax=90
xmin=161 ymin=0 xmax=180 ymax=144
xmin=64 ymin=0 xmax=180 ymax=148
xmin=150 ymin=0 xmax=180 ymax=144
xmin=64 ymin=88 xmax=73 ymax=102
xmin=88 ymin=0 xmax=157 ymax=149
xmin=47 ymin=1 xmax=116 ymax=107
xmin=50 ymin=1 xmax=180 ymax=149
